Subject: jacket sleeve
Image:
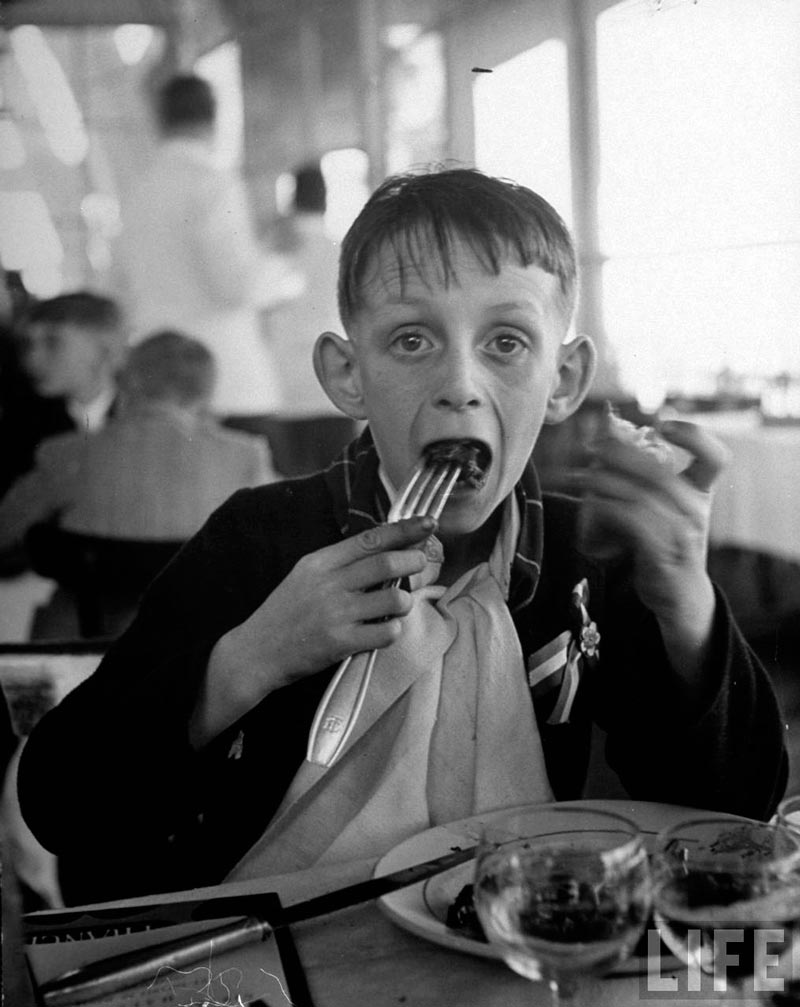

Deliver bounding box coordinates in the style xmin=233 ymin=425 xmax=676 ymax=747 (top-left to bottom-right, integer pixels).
xmin=16 ymin=490 xmax=285 ymax=896
xmin=591 ymin=578 xmax=788 ymax=821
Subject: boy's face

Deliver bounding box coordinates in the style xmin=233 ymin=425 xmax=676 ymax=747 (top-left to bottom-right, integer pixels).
xmin=344 ymin=239 xmax=574 ymax=538
xmin=20 ymin=322 xmax=108 ymax=400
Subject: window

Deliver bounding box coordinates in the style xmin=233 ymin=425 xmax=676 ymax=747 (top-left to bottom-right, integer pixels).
xmin=596 ymin=0 xmax=800 ymax=405
xmin=384 ymin=30 xmax=447 ymax=176
xmin=2 ymin=23 xmax=165 ymax=294
xmin=320 ymin=147 xmax=370 ymax=240
xmin=195 ymin=41 xmax=243 ymax=170
xmin=473 ymin=40 xmax=572 ymax=228
xmin=275 ymin=147 xmax=370 ymax=241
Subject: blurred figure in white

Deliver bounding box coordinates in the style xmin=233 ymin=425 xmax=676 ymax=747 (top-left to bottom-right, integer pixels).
xmin=112 ymin=74 xmax=302 ymax=436
xmin=263 ymin=162 xmax=358 ymax=476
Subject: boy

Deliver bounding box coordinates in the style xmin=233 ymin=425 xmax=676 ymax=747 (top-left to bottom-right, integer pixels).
xmin=18 ymin=169 xmax=786 ymax=904
xmin=0 ymin=292 xmax=124 ymax=501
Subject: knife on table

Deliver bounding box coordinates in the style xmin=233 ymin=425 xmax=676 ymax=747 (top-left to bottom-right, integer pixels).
xmin=34 ymin=843 xmax=477 ymax=1006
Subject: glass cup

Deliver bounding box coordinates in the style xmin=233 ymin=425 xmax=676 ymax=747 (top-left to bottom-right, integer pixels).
xmin=652 ymin=817 xmax=800 ymax=998
xmin=473 ymin=805 xmax=651 ymax=1005
xmin=777 ymin=795 xmax=800 ymax=836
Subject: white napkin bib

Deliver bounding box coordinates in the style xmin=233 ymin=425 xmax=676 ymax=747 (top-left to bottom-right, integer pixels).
xmin=226 ymin=499 xmax=553 ymax=881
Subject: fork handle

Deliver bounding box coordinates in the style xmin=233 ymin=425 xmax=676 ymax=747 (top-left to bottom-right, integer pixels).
xmin=306 ymin=647 xmax=379 ymax=766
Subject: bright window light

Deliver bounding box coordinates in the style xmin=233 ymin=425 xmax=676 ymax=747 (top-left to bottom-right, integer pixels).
xmin=23 ymin=262 xmax=63 ymax=299
xmin=473 ymin=40 xmax=572 ymax=227
xmin=274 ymin=172 xmax=295 ymax=216
xmin=195 ymin=42 xmax=243 ymax=170
xmin=596 ymin=0 xmax=800 ymax=401
xmin=383 ymin=23 xmax=423 ymax=49
xmin=113 ymin=24 xmax=154 ymax=65
xmin=385 ymin=31 xmax=446 ymax=176
xmin=81 ymin=193 xmax=121 ymax=236
xmin=10 ymin=25 xmax=88 ymax=167
xmin=321 ymin=148 xmax=370 ymax=240
xmin=0 ymin=191 xmax=63 ymax=275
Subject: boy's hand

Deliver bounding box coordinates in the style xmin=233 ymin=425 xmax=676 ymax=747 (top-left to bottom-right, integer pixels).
xmin=581 ymin=420 xmax=729 ymax=689
xmin=191 ymin=516 xmax=438 ymax=746
xmin=241 ymin=514 xmax=439 ymax=684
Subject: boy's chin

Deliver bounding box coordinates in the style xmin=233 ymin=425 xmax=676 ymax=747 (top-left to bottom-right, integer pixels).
xmin=435 ymin=493 xmax=501 ymax=539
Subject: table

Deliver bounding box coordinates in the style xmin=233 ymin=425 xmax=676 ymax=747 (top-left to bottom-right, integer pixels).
xmin=691 ymin=411 xmax=800 ymax=563
xmin=26 ymin=800 xmax=772 ymax=1007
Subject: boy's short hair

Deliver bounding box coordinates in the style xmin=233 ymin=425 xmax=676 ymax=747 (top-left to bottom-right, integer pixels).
xmin=25 ymin=291 xmax=121 ymax=333
xmin=122 ymin=330 xmax=216 ymax=407
xmin=338 ymin=166 xmax=577 ymax=328
xmin=156 ymin=74 xmax=216 ymax=134
xmin=293 ymin=162 xmax=327 ymax=214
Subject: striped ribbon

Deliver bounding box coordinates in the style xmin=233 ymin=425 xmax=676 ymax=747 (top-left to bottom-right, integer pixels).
xmin=526 ymin=579 xmax=599 ymax=725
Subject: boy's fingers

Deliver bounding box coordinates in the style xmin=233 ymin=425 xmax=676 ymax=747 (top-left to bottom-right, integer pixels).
xmin=352 ymin=516 xmax=438 ymax=557
xmin=658 ymin=421 xmax=730 ymax=493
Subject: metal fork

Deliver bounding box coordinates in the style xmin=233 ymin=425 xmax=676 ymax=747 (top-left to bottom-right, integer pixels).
xmin=306 ymin=458 xmax=463 ymax=767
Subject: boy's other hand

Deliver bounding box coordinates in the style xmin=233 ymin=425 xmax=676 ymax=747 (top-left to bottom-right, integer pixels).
xmin=579 ymin=420 xmax=729 ymax=687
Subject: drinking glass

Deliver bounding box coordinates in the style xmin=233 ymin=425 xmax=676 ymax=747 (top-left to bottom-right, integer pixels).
xmin=777 ymin=796 xmax=800 ymax=836
xmin=473 ymin=805 xmax=651 ymax=1005
xmin=652 ymin=817 xmax=800 ymax=996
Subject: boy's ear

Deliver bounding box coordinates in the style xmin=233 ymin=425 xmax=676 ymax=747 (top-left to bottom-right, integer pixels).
xmin=313 ymin=331 xmax=368 ymax=420
xmin=544 ymin=334 xmax=597 ymax=424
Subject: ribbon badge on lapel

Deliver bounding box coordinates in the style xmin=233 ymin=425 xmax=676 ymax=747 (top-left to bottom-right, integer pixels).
xmin=527 ymin=578 xmax=600 ymax=725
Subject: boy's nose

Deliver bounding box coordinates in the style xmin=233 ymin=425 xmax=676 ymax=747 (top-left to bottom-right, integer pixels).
xmin=433 ymin=352 xmax=483 ymax=412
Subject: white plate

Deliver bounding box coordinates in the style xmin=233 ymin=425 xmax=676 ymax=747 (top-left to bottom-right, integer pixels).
xmin=374 ymin=799 xmax=744 ymax=975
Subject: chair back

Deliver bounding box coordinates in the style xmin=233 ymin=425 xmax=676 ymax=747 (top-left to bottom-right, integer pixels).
xmin=25 ymin=527 xmax=184 ymax=638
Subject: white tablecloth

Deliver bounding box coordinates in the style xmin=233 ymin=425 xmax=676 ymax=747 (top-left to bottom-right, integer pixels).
xmin=690 ymin=411 xmax=800 ymax=563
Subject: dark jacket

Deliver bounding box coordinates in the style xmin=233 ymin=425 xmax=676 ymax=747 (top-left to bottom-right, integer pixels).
xmin=18 ymin=466 xmax=788 ymax=904
xmin=0 ymin=393 xmax=75 ymax=501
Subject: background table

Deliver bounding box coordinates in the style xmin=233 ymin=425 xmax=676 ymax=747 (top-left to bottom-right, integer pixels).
xmin=691 ymin=411 xmax=800 ymax=563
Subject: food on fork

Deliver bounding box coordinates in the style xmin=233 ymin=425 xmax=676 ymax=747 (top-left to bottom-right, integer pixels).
xmin=423 ymin=439 xmax=491 ymax=489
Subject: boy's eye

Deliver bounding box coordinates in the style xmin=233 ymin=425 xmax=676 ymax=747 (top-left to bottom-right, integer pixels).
xmin=391 ymin=330 xmax=431 ymax=354
xmin=488 ymin=331 xmax=529 ymax=356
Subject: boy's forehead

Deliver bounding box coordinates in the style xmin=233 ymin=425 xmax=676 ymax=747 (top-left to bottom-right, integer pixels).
xmin=359 ymin=236 xmax=531 ymax=302
xmin=354 ymin=236 xmax=564 ymax=321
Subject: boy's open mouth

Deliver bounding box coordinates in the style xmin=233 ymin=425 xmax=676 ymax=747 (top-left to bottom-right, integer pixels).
xmin=422 ymin=439 xmax=492 ymax=489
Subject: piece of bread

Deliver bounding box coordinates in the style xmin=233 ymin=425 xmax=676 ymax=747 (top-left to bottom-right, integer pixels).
xmin=579 ymin=408 xmax=689 ymax=560
xmin=604 ymin=410 xmax=675 ymax=466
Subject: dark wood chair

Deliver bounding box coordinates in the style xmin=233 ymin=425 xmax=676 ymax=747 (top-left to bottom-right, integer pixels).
xmin=25 ymin=526 xmax=184 ymax=639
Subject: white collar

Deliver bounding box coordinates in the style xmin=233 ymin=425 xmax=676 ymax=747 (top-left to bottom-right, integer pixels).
xmin=66 ymin=384 xmax=115 ymax=434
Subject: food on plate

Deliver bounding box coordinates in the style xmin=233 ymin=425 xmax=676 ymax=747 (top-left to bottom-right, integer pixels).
xmin=446 ymin=880 xmax=660 ymax=958
xmin=445 ymin=883 xmax=487 ymax=942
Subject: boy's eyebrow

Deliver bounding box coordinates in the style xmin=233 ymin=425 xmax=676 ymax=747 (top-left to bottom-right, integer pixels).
xmin=373 ymin=296 xmax=546 ymax=315
xmin=490 ymin=300 xmax=545 ymax=315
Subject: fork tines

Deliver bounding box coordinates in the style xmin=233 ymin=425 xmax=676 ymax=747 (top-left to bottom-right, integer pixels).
xmin=389 ymin=459 xmax=462 ymax=523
